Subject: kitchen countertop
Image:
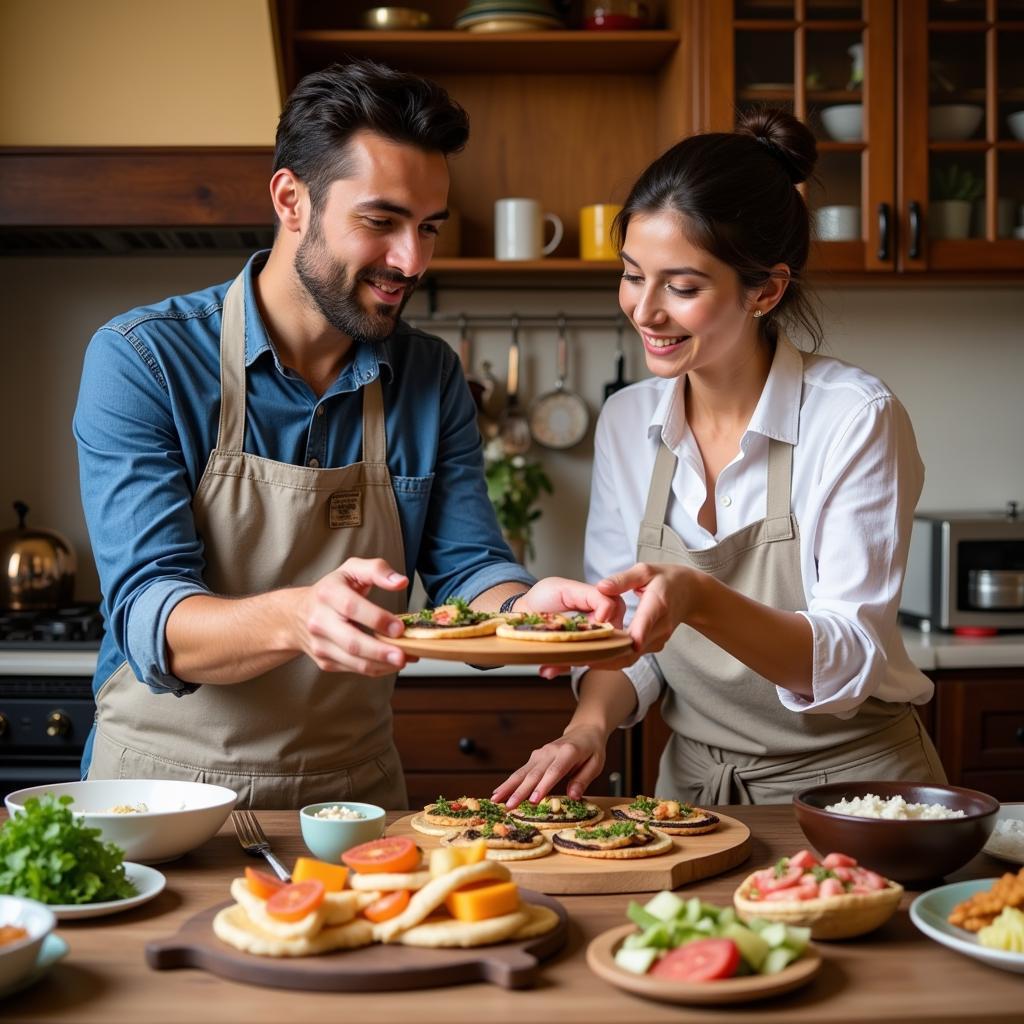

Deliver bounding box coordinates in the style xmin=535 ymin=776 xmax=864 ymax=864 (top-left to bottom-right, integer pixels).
xmin=4 ymin=627 xmax=1023 ymax=678
xmin=2 ymin=804 xmax=1019 ymax=1024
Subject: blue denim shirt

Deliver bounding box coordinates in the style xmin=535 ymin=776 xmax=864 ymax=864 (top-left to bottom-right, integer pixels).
xmin=73 ymin=251 xmax=534 ymax=717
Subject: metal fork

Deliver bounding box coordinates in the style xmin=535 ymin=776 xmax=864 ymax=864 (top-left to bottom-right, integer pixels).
xmin=231 ymin=809 xmax=291 ymax=882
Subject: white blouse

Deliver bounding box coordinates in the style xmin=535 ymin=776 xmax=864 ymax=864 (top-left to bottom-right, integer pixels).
xmin=578 ymin=335 xmax=934 ymax=726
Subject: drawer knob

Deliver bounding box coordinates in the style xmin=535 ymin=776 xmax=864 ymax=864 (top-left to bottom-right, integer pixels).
xmin=458 ymin=737 xmax=476 ymax=755
xmin=1016 ymin=727 xmax=1024 ymax=746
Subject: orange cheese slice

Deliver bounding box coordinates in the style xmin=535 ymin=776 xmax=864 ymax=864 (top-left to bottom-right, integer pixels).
xmin=444 ymin=879 xmax=520 ymax=922
xmin=292 ymin=857 xmax=350 ymax=892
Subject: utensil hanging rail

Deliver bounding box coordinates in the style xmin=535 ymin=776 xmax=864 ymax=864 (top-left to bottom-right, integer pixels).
xmin=408 ymin=313 xmax=627 ymax=330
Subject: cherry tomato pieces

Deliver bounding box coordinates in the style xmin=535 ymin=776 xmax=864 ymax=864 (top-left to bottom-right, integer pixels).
xmin=245 ymin=867 xmax=287 ymax=900
xmin=341 ymin=837 xmax=420 ymax=875
xmin=265 ymin=880 xmax=326 ymax=921
xmin=362 ymin=889 xmax=411 ymax=923
xmin=649 ymin=939 xmax=741 ymax=983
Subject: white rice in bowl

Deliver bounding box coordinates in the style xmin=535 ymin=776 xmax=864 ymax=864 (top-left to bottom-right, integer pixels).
xmin=986 ymin=819 xmax=1024 ymax=860
xmin=824 ymin=793 xmax=966 ymax=820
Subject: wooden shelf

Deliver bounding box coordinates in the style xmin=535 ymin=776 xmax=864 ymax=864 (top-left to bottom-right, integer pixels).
xmin=291 ymin=30 xmax=681 ymax=73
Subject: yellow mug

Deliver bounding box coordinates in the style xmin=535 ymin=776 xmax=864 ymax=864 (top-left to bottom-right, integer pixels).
xmin=579 ymin=203 xmax=622 ymax=261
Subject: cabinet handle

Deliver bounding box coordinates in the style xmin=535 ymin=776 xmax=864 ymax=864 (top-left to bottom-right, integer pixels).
xmin=1016 ymin=727 xmax=1024 ymax=746
xmin=908 ymin=201 xmax=922 ymax=260
xmin=877 ymin=203 xmax=890 ymax=261
xmin=458 ymin=737 xmax=476 ymax=755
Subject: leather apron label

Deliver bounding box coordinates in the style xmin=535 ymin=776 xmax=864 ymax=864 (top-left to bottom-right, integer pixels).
xmin=329 ymin=490 xmax=362 ymax=528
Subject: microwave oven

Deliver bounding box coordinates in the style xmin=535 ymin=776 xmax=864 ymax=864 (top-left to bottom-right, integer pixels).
xmin=900 ymin=503 xmax=1024 ymax=633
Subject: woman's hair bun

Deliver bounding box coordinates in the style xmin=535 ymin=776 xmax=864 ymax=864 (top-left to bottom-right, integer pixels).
xmin=736 ymin=107 xmax=817 ymax=185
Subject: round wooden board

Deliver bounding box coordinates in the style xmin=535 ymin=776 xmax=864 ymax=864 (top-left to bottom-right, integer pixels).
xmin=377 ymin=628 xmax=633 ymax=666
xmin=388 ymin=798 xmax=752 ymax=895
xmin=145 ymin=888 xmax=567 ymax=991
xmin=586 ymin=923 xmax=822 ymax=1005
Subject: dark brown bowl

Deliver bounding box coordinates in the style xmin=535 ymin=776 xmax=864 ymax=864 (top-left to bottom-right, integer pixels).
xmin=793 ymin=780 xmax=999 ymax=885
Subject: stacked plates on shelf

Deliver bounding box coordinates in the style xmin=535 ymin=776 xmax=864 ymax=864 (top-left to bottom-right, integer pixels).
xmin=454 ymin=1 xmax=564 ymax=32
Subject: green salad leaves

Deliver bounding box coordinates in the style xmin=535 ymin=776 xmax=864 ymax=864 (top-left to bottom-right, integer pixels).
xmin=0 ymin=794 xmax=137 ymax=904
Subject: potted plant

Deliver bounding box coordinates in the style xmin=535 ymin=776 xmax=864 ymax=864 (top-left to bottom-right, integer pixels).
xmin=483 ymin=440 xmax=553 ymax=564
xmin=930 ymin=164 xmax=983 ymax=240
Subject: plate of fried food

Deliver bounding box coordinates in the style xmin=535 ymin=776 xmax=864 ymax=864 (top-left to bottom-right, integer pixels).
xmin=909 ymin=866 xmax=1024 ymax=974
xmin=146 ymin=839 xmax=566 ymax=990
xmin=378 ymin=598 xmax=630 ymax=666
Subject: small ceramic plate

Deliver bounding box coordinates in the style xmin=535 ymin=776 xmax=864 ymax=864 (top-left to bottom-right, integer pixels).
xmin=586 ymin=924 xmax=822 ymax=1005
xmin=0 ymin=933 xmax=69 ymax=999
xmin=49 ymin=863 xmax=165 ymax=920
xmin=982 ymin=804 xmax=1024 ymax=866
xmin=910 ymin=880 xmax=1024 ymax=975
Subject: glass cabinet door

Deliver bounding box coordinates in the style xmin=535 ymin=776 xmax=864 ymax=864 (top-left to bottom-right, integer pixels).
xmin=899 ymin=0 xmax=1024 ymax=270
xmin=712 ymin=0 xmax=896 ymax=272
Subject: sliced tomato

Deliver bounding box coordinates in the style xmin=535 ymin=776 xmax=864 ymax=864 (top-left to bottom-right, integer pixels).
xmin=341 ymin=836 xmax=420 ymax=875
xmin=755 ymin=865 xmax=803 ymax=894
xmin=649 ymin=939 xmax=741 ymax=982
xmin=822 ymin=852 xmax=857 ymax=870
xmin=245 ymin=866 xmax=287 ymax=900
xmin=361 ymin=889 xmax=411 ymax=923
xmin=819 ymin=877 xmax=846 ymax=898
xmin=789 ymin=849 xmax=819 ymax=871
xmin=265 ymin=880 xmax=325 ymax=921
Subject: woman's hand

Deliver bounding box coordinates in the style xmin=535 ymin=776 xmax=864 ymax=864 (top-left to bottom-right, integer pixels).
xmin=596 ymin=562 xmax=700 ymax=659
xmin=491 ymin=724 xmax=609 ymax=809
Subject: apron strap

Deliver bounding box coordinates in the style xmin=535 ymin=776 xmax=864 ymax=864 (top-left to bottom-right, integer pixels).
xmin=361 ymin=376 xmax=387 ymax=466
xmin=764 ymin=438 xmax=795 ymax=542
xmin=217 ymin=273 xmax=249 ymax=454
xmin=638 ymin=440 xmax=677 ymax=550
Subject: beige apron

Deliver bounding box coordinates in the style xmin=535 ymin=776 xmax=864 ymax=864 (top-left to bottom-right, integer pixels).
xmin=639 ymin=435 xmax=946 ymax=806
xmin=89 ymin=272 xmax=409 ymax=810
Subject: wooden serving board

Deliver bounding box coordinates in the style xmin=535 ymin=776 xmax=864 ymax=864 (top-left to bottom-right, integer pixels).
xmin=378 ymin=629 xmax=632 ymax=666
xmin=388 ymin=798 xmax=752 ymax=895
xmin=146 ymin=888 xmax=567 ymax=991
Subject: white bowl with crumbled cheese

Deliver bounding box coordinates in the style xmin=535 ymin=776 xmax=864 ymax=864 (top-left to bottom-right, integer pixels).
xmin=312 ymin=804 xmax=366 ymax=821
xmin=984 ymin=805 xmax=1024 ymax=865
xmin=824 ymin=793 xmax=967 ymax=820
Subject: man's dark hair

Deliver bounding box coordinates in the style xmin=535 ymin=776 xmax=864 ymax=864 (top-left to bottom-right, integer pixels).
xmin=273 ymin=59 xmax=470 ymax=211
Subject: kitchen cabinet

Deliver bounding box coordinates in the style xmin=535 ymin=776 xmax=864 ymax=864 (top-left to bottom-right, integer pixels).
xmin=638 ymin=668 xmax=1024 ymax=799
xmin=392 ymin=674 xmax=631 ymax=807
xmin=703 ymin=0 xmax=1024 ymax=276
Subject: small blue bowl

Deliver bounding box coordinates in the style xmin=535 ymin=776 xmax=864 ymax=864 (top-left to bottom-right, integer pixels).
xmin=298 ymin=802 xmax=386 ymax=863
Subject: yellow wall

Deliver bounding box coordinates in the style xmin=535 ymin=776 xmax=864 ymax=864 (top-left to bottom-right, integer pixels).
xmin=0 ymin=0 xmax=281 ymax=145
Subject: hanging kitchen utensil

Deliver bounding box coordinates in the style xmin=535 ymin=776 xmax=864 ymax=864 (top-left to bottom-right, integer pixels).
xmin=0 ymin=500 xmax=77 ymax=611
xmin=603 ymin=319 xmax=631 ymax=402
xmin=497 ymin=317 xmax=533 ymax=456
xmin=457 ymin=315 xmax=490 ymax=432
xmin=529 ymin=315 xmax=590 ymax=449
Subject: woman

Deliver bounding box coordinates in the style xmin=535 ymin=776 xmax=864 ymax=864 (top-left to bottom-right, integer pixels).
xmin=494 ymin=109 xmax=945 ymax=808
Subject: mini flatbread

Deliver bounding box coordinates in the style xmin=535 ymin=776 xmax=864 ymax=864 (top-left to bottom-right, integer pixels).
xmin=401 ymin=619 xmax=500 ymax=640
xmin=441 ymin=831 xmax=554 ymax=862
xmin=394 ymin=908 xmax=528 ymax=948
xmin=495 ymin=620 xmax=614 ymax=642
xmin=213 ymin=904 xmax=375 ymax=957
xmin=416 ymin=797 xmax=507 ymax=831
xmin=409 ymin=813 xmax=461 ymax=837
xmin=508 ymin=799 xmax=603 ymax=831
xmin=373 ymin=860 xmax=510 ymax=943
xmin=510 ymin=902 xmax=561 ymax=940
xmin=551 ymin=827 xmax=674 ymax=860
xmin=349 ymin=869 xmax=431 ymax=892
xmin=611 ymin=801 xmax=720 ymax=835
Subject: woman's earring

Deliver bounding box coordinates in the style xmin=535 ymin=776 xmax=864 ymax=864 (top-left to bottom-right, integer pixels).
xmin=753 ymin=309 xmax=764 ymax=318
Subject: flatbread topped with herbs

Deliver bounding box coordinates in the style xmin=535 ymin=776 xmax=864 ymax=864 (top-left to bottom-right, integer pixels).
xmin=399 ymin=598 xmax=500 ymax=640
xmin=551 ymin=820 xmax=674 ymax=860
xmin=611 ymin=795 xmax=720 ymax=835
xmin=507 ymin=796 xmax=603 ymax=830
xmin=410 ymin=796 xmax=508 ymax=836
xmin=495 ymin=612 xmax=615 ymax=642
xmin=440 ymin=818 xmax=554 ymax=862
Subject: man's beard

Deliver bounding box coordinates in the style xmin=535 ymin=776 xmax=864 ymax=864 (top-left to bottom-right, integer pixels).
xmin=295 ymin=221 xmax=417 ymax=344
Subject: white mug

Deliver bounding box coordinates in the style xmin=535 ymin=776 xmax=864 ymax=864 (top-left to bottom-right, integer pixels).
xmin=815 ymin=205 xmax=861 ymax=241
xmin=494 ymin=198 xmax=564 ymax=260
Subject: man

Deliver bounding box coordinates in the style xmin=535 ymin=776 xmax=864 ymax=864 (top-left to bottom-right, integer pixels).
xmin=73 ymin=60 xmax=621 ymax=809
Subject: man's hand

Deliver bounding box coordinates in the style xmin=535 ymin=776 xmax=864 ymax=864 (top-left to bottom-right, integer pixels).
xmin=491 ymin=724 xmax=608 ymax=809
xmin=516 ymin=576 xmax=628 ymax=679
xmin=295 ymin=557 xmax=417 ymax=676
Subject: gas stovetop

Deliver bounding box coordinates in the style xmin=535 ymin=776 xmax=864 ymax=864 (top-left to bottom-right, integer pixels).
xmin=0 ymin=604 xmax=104 ymax=651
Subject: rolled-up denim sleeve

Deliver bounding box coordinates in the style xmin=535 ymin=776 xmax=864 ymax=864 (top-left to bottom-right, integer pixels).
xmin=73 ymin=327 xmax=209 ymax=695
xmin=416 ymin=349 xmax=535 ymax=602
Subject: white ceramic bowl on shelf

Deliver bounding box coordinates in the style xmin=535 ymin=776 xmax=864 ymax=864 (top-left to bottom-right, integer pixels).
xmin=4 ymin=779 xmax=237 ymax=863
xmin=929 ymin=104 xmax=984 ymax=141
xmin=1007 ymin=110 xmax=1024 ymax=141
xmin=820 ymin=104 xmax=863 ymax=142
xmin=0 ymin=897 xmax=55 ymax=990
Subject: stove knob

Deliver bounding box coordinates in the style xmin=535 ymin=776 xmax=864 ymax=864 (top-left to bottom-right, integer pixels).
xmin=0 ymin=713 xmax=7 ymax=737
xmin=46 ymin=711 xmax=71 ymax=738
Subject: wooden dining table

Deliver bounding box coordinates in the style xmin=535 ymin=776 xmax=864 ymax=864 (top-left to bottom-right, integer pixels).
xmin=2 ymin=805 xmax=1020 ymax=1023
